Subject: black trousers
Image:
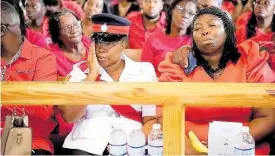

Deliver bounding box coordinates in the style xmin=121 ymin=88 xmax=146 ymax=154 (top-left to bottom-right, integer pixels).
xmin=31 ymin=149 xmax=52 ymax=155
xmin=72 ymin=149 xmax=109 ymax=155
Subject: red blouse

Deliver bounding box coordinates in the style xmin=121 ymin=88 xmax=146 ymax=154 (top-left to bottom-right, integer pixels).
xmin=141 ymin=30 xmax=192 ymax=76
xmin=235 ymin=11 xmax=252 ymax=29
xmin=236 ymin=25 xmax=273 ymax=44
xmin=25 ymin=28 xmax=51 ymax=49
xmin=222 ymin=1 xmax=235 ymax=15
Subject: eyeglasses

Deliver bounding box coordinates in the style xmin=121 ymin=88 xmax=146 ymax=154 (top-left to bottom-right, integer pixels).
xmin=254 ymin=0 xmax=273 ymax=7
xmin=175 ymin=5 xmax=196 ymax=16
xmin=60 ymin=21 xmax=81 ymax=32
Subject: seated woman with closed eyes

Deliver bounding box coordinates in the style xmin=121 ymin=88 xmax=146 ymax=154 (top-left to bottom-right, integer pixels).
xmin=158 ymin=7 xmax=275 ymax=155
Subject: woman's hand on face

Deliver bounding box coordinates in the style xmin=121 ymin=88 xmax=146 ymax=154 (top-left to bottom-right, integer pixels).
xmin=172 ymin=46 xmax=192 ymax=68
xmin=86 ymin=43 xmax=100 ymax=81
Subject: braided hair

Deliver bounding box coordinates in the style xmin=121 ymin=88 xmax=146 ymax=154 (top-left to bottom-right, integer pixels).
xmin=48 ymin=9 xmax=81 ymax=47
xmin=191 ymin=7 xmax=241 ymax=70
xmin=246 ymin=0 xmax=275 ymax=39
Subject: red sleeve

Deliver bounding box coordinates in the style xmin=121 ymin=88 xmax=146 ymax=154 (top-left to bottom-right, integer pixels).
xmin=26 ymin=28 xmax=50 ymax=49
xmin=236 ymin=26 xmax=248 ymax=45
xmin=158 ymin=52 xmax=185 ymax=82
xmin=237 ymin=40 xmax=275 ymax=83
xmin=222 ymin=1 xmax=235 ymax=14
xmin=236 ymin=12 xmax=252 ymax=29
xmin=141 ymin=36 xmax=156 ymax=64
xmin=54 ymin=108 xmax=73 ymax=135
xmin=33 ymin=49 xmax=57 ymax=81
xmin=29 ymin=106 xmax=54 ymax=121
xmin=258 ymin=41 xmax=275 ymax=73
xmin=250 ymin=33 xmax=273 ymax=43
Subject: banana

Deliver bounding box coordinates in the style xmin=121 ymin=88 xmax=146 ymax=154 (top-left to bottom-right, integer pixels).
xmin=188 ymin=131 xmax=208 ymax=153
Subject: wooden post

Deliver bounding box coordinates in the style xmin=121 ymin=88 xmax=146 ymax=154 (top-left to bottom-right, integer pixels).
xmin=182 ymin=106 xmax=186 ymax=155
xmin=163 ymin=103 xmax=184 ymax=155
xmin=1 ymin=82 xmax=274 ymax=107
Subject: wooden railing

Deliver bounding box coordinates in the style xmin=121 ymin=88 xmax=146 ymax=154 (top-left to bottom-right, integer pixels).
xmin=1 ymin=82 xmax=275 ymax=155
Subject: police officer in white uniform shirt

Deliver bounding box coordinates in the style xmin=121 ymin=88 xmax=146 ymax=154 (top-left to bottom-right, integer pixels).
xmin=58 ymin=13 xmax=158 ymax=155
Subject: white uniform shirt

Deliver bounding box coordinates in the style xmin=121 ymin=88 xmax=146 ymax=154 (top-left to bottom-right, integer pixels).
xmin=63 ymin=54 xmax=157 ymax=155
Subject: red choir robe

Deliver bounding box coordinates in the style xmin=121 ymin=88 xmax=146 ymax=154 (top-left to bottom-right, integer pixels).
xmin=158 ymin=40 xmax=275 ymax=155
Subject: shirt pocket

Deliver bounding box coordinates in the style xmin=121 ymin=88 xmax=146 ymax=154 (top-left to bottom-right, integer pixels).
xmin=7 ymin=69 xmax=34 ymax=81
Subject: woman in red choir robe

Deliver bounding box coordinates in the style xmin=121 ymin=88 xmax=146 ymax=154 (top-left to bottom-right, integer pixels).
xmin=158 ymin=7 xmax=275 ymax=155
xmin=235 ymin=0 xmax=274 ymax=44
xmin=141 ymin=0 xmax=196 ymax=76
xmin=250 ymin=33 xmax=275 ymax=72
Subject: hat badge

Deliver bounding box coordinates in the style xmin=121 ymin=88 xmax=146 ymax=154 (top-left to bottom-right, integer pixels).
xmin=101 ymin=23 xmax=108 ymax=32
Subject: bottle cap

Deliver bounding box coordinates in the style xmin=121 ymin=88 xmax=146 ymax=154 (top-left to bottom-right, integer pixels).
xmin=153 ymin=123 xmax=161 ymax=129
xmin=241 ymin=126 xmax=249 ymax=132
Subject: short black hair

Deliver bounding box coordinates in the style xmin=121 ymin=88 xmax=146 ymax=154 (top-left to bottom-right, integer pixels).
xmin=91 ymin=32 xmax=127 ymax=43
xmin=2 ymin=0 xmax=26 ymax=36
xmin=43 ymin=0 xmax=60 ymax=6
xmin=165 ymin=0 xmax=196 ymax=35
xmin=191 ymin=7 xmax=241 ymax=69
xmin=48 ymin=9 xmax=80 ymax=47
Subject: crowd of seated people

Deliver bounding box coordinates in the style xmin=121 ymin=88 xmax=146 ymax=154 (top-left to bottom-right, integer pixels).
xmin=1 ymin=0 xmax=274 ymax=155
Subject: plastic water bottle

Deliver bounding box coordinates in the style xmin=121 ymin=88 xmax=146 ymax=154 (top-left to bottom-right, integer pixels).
xmin=127 ymin=125 xmax=146 ymax=156
xmin=148 ymin=123 xmax=163 ymax=156
xmin=109 ymin=127 xmax=127 ymax=156
xmin=234 ymin=126 xmax=255 ymax=156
